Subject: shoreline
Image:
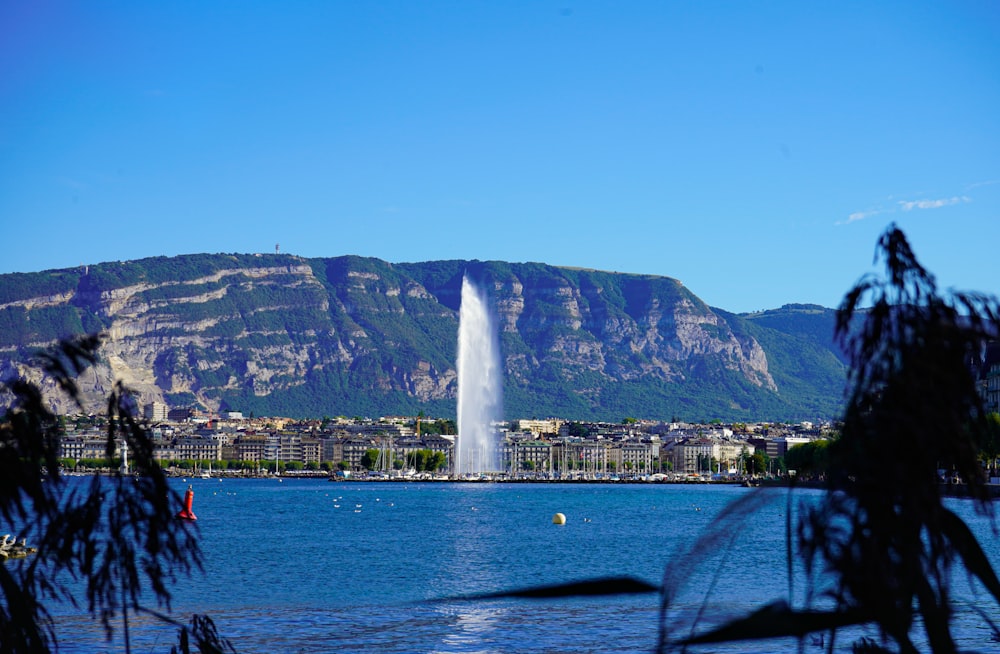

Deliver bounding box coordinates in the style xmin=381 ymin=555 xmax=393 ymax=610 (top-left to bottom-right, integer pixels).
xmin=66 ymin=470 xmax=1000 ymax=498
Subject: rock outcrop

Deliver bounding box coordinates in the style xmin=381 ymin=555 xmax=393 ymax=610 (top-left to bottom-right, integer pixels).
xmin=0 ymin=254 xmax=845 ymax=421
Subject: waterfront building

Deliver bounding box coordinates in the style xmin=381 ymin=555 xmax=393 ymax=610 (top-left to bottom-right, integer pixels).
xmin=305 ymin=436 xmax=324 ymax=465
xmin=265 ymin=433 xmax=282 ymax=463
xmin=339 ymin=436 xmax=376 ymax=471
xmin=774 ymin=436 xmax=810 ymax=457
xmin=154 ymin=441 xmax=177 ymax=463
xmin=59 ymin=435 xmax=87 ymax=462
xmin=517 ymin=418 xmax=563 ymax=437
xmin=241 ymin=429 xmax=331 ymax=467
xmin=553 ymin=439 xmax=612 ymax=477
xmin=671 ymin=436 xmax=756 ymax=475
xmin=388 ymin=436 xmax=424 ymax=469
xmin=322 ymin=436 xmax=343 ymax=465
xmin=615 ymin=440 xmax=657 ymax=475
xmin=418 ymin=433 xmax=454 ymax=470
xmin=671 ymin=437 xmax=715 ymax=475
xmin=715 ymin=440 xmax=755 ymax=474
xmin=228 ymin=432 xmax=268 ymax=463
xmin=502 ymin=438 xmax=553 ymax=475
xmin=59 ymin=434 xmax=127 ymax=464
xmin=173 ymin=436 xmax=223 ymax=462
xmin=143 ymin=401 xmax=168 ymax=422
xmin=746 ymin=435 xmax=806 ymax=460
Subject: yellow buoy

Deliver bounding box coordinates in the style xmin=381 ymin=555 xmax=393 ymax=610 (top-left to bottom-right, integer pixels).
xmin=552 ymin=512 xmax=566 ymax=525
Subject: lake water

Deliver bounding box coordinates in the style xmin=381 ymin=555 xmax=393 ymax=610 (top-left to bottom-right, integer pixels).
xmin=48 ymin=479 xmax=1000 ymax=653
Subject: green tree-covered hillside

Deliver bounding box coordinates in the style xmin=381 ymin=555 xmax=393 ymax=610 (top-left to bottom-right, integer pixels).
xmin=0 ymin=254 xmax=847 ymax=421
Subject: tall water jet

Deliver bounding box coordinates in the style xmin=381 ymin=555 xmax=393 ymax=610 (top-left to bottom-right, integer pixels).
xmin=455 ymin=274 xmax=503 ymax=476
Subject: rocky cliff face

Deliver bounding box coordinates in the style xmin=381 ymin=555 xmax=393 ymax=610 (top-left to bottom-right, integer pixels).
xmin=484 ymin=267 xmax=775 ymax=387
xmin=0 ymin=254 xmax=844 ymax=421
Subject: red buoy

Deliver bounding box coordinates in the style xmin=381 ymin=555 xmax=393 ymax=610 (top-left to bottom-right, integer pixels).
xmin=176 ymin=485 xmax=197 ymax=521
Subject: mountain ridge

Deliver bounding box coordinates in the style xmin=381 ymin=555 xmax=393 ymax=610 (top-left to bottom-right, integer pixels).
xmin=0 ymin=253 xmax=846 ymax=422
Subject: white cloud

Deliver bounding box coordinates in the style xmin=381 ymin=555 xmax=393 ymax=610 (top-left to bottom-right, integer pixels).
xmin=846 ymin=211 xmax=873 ymax=223
xmin=898 ymin=196 xmax=971 ymax=211
xmin=842 ymin=188 xmax=976 ymax=226
xmin=837 ymin=208 xmax=890 ymax=226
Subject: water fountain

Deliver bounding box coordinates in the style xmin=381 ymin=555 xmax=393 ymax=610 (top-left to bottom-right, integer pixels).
xmin=455 ymin=274 xmax=503 ymax=476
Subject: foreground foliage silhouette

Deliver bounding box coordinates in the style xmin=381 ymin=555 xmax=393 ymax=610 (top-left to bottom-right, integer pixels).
xmin=0 ymin=335 xmax=235 ymax=653
xmin=658 ymin=225 xmax=1000 ymax=653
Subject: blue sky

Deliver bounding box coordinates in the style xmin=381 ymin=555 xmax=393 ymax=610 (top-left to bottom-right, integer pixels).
xmin=1 ymin=2 xmax=997 ymax=313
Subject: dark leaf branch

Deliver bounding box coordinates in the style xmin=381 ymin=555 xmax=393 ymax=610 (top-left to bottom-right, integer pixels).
xmin=434 ymin=576 xmax=659 ymax=602
xmin=0 ymin=333 xmax=234 ymax=653
xmin=659 ymin=225 xmax=1000 ymax=652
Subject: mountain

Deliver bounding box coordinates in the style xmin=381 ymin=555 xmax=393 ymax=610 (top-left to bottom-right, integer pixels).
xmin=742 ymin=303 xmax=849 ymax=365
xmin=0 ymin=254 xmax=847 ymax=422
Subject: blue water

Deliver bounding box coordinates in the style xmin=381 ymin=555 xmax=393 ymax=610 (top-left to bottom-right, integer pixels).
xmin=47 ymin=479 xmax=1000 ymax=653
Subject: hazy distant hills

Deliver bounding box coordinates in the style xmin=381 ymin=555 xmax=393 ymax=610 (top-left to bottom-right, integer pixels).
xmin=0 ymin=253 xmax=847 ymax=421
